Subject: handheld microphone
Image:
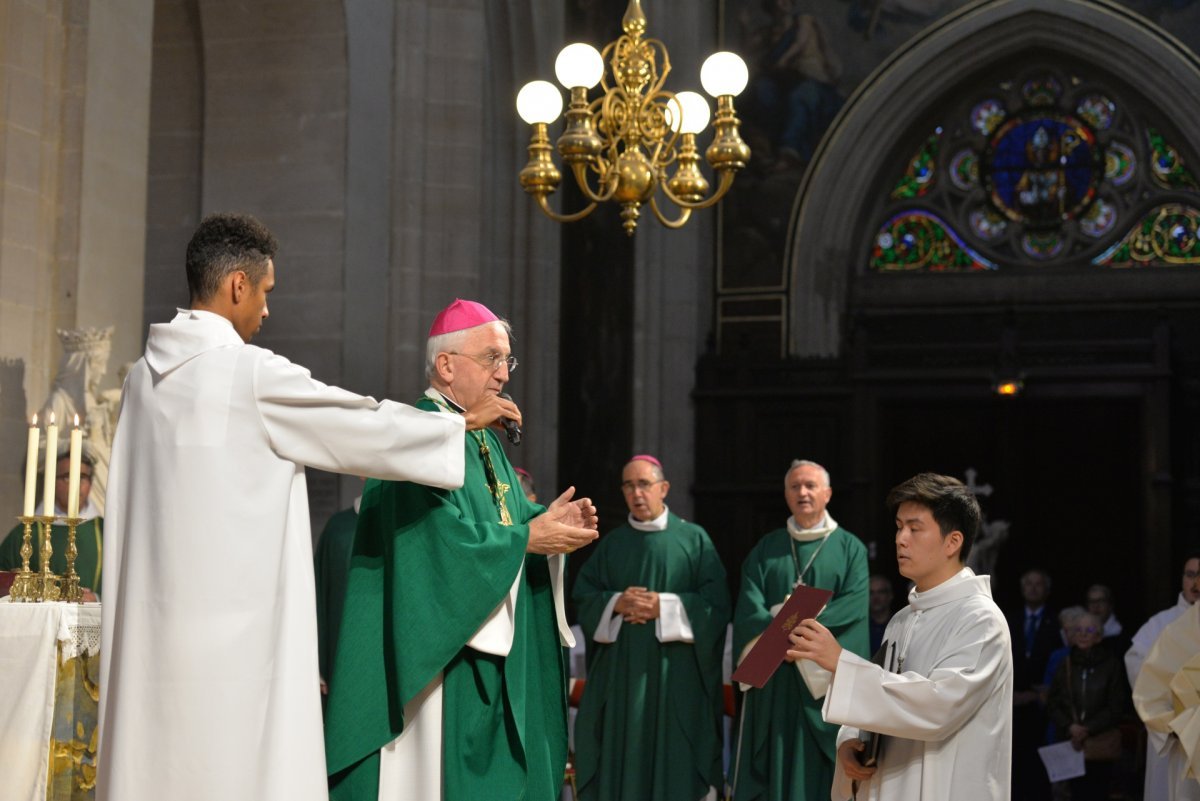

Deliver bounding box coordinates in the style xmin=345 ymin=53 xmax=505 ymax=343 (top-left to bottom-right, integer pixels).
xmin=498 ymin=392 xmax=522 ymax=446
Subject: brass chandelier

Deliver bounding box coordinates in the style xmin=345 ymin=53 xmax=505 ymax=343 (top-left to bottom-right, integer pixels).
xmin=516 ymin=0 xmax=751 ymax=236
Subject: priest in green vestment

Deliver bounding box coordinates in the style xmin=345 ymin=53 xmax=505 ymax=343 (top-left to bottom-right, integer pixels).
xmin=324 ymin=299 xmax=598 ymax=801
xmin=573 ymin=454 xmax=731 ymax=801
xmin=731 ymin=459 xmax=869 ymax=801
xmin=0 ymin=452 xmax=103 ymax=598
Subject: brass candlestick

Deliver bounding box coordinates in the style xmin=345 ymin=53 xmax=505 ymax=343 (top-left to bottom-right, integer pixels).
xmin=61 ymin=516 xmax=82 ymax=602
xmin=9 ymin=515 xmax=37 ymax=601
xmin=35 ymin=514 xmax=61 ymax=602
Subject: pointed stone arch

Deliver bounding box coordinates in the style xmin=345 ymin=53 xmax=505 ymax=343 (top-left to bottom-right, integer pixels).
xmin=786 ymin=0 xmax=1200 ymax=358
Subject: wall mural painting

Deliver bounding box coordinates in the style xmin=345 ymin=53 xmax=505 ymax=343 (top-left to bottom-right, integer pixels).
xmin=718 ymin=0 xmax=1200 ymax=285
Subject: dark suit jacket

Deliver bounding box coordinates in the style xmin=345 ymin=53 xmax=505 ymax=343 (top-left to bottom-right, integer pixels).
xmin=1008 ymin=606 xmax=1061 ymax=691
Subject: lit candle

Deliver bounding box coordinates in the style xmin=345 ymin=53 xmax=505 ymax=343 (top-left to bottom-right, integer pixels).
xmin=23 ymin=414 xmax=38 ymax=517
xmin=67 ymin=415 xmax=82 ymax=519
xmin=43 ymin=413 xmax=58 ymax=515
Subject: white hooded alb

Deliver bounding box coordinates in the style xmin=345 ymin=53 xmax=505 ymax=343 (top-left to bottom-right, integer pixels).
xmin=97 ymin=309 xmax=465 ymax=801
xmin=823 ymin=568 xmax=1013 ymax=801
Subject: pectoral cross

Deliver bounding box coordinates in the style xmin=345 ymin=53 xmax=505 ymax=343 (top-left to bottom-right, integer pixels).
xmin=491 ymin=479 xmax=514 ymax=526
xmin=477 ymin=438 xmax=514 ymax=526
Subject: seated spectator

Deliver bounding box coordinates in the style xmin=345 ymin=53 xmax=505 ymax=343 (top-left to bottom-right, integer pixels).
xmin=1047 ymin=612 xmax=1127 ymax=800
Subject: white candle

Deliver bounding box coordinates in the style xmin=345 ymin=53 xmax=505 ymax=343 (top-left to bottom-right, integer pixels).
xmin=67 ymin=415 xmax=82 ymax=518
xmin=43 ymin=413 xmax=58 ymax=515
xmin=23 ymin=414 xmax=38 ymax=517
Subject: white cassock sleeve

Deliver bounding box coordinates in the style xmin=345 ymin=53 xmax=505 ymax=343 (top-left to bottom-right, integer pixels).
xmin=823 ymin=632 xmax=1007 ymax=742
xmin=656 ymin=593 xmax=695 ymax=643
xmin=253 ymin=352 xmax=465 ymax=488
xmin=593 ymin=594 xmax=624 ymax=643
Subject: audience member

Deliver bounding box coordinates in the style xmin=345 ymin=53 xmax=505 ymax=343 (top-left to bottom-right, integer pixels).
xmin=1042 ymin=605 xmax=1087 ymax=744
xmin=1047 ymin=612 xmax=1127 ymax=800
xmin=1008 ymin=568 xmax=1059 ymax=801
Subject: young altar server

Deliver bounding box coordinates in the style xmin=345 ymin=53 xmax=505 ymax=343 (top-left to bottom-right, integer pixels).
xmin=787 ymin=472 xmax=1013 ymax=801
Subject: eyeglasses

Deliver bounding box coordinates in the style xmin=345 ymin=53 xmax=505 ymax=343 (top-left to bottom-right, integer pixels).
xmin=449 ymin=351 xmax=518 ymax=373
xmin=1072 ymin=626 xmax=1100 ymax=635
xmin=621 ymin=479 xmax=664 ymax=493
xmin=1185 ymin=570 xmax=1199 ymax=580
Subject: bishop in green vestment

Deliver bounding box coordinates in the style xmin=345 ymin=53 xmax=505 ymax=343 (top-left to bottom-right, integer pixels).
xmin=0 ymin=454 xmax=103 ymax=597
xmin=732 ymin=460 xmax=868 ymax=801
xmin=323 ymin=300 xmax=598 ymax=801
xmin=573 ymin=455 xmax=730 ymax=801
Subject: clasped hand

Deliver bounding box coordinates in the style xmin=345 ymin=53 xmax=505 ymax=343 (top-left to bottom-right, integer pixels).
xmin=526 ymin=487 xmax=598 ymax=554
xmin=614 ymin=587 xmax=660 ymax=623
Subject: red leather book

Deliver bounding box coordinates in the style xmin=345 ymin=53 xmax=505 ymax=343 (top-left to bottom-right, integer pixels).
xmin=732 ymin=584 xmax=833 ymax=689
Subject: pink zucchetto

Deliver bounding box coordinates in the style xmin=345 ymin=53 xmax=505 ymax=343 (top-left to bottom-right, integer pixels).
xmin=629 ymin=454 xmax=662 ymax=468
xmin=428 ymin=299 xmax=500 ymax=337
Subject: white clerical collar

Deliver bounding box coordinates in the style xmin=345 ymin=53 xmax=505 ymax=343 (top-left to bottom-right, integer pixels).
xmin=34 ymin=497 xmax=99 ymax=522
xmin=787 ymin=513 xmax=838 ymax=542
xmin=908 ymin=567 xmax=990 ymax=610
xmin=424 ymin=386 xmax=464 ymax=413
xmin=628 ymin=506 xmax=669 ymax=532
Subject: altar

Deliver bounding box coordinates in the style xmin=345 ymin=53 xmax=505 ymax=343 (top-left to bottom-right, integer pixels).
xmin=0 ymin=601 xmax=101 ymax=801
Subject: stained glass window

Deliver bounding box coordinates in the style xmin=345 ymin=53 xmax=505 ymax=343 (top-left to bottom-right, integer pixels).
xmin=867 ymin=68 xmax=1200 ymax=271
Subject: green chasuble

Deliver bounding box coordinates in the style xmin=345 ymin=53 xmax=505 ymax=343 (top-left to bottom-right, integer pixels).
xmin=731 ymin=526 xmax=868 ymax=801
xmin=314 ymin=506 xmax=357 ymax=691
xmin=324 ymin=397 xmax=568 ymax=801
xmin=0 ymin=517 xmax=104 ymax=596
xmin=572 ymin=513 xmax=730 ymax=801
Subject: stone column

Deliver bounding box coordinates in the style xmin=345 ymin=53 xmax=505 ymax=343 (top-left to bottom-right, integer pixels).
xmin=0 ymin=0 xmax=152 ymax=519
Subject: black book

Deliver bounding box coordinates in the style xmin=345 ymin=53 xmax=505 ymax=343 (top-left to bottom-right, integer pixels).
xmin=858 ymin=639 xmax=895 ymax=767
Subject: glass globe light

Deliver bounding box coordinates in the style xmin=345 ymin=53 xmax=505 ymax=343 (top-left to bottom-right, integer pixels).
xmin=666 ymin=91 xmax=711 ymax=135
xmin=516 ymin=80 xmax=564 ymax=125
xmin=700 ymin=52 xmax=749 ymax=98
xmin=555 ymin=43 xmax=605 ymax=89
